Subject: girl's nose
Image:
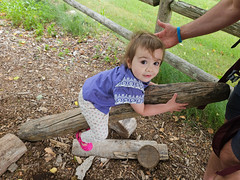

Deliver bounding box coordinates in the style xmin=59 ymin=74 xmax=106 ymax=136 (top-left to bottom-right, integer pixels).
xmin=146 ymin=65 xmax=153 ymax=72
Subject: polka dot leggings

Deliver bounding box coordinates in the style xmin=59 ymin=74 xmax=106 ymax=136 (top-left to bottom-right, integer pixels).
xmin=78 ymin=89 xmax=109 ymax=143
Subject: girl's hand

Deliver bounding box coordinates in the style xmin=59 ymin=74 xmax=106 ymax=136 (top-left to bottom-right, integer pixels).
xmin=130 ymin=93 xmax=188 ymax=117
xmin=166 ymin=93 xmax=188 ymax=113
xmin=149 ymin=81 xmax=157 ymax=85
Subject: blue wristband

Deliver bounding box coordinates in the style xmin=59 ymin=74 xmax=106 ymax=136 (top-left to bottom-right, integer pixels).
xmin=177 ymin=27 xmax=182 ymax=43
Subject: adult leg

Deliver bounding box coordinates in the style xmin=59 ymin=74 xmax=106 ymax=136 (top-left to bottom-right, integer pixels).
xmin=204 ymin=82 xmax=240 ymax=179
xmin=204 ymin=139 xmax=240 ymax=180
xmin=214 ymin=139 xmax=240 ymax=180
xmin=204 ymin=151 xmax=223 ymax=180
xmin=219 ymin=139 xmax=240 ymax=169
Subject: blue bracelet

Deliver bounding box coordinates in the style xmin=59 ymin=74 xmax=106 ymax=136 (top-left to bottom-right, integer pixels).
xmin=177 ymin=27 xmax=182 ymax=43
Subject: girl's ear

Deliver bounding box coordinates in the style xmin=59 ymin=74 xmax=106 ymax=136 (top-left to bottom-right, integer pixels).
xmin=127 ymin=58 xmax=131 ymax=69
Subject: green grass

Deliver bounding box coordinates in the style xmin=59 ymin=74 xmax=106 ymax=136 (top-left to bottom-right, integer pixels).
xmin=0 ymin=0 xmax=56 ymax=35
xmin=50 ymin=1 xmax=98 ymax=37
xmin=0 ymin=0 xmax=97 ymax=38
xmin=1 ymin=0 xmax=239 ymax=130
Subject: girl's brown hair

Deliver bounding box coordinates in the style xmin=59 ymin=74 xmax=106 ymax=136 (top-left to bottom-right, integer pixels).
xmin=122 ymin=31 xmax=165 ymax=67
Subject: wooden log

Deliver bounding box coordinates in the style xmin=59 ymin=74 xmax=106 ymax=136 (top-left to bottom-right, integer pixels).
xmin=137 ymin=145 xmax=160 ymax=169
xmin=72 ymin=139 xmax=168 ymax=160
xmin=109 ymin=118 xmax=137 ymax=138
xmin=17 ymin=82 xmax=230 ymax=141
xmin=155 ymin=0 xmax=172 ymax=33
xmin=0 ymin=134 xmax=27 ymax=176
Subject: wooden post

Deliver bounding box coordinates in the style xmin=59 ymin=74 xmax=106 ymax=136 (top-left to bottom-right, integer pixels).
xmin=0 ymin=134 xmax=27 ymax=176
xmin=155 ymin=0 xmax=173 ymax=33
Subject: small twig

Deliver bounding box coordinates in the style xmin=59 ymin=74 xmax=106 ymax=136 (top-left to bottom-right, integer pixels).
xmin=131 ymin=171 xmax=140 ymax=180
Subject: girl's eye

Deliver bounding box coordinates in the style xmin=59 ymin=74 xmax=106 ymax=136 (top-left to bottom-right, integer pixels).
xmin=141 ymin=60 xmax=147 ymax=65
xmin=154 ymin=62 xmax=160 ymax=66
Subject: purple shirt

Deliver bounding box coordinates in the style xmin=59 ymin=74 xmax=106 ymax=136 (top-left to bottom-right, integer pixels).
xmin=82 ymin=64 xmax=149 ymax=114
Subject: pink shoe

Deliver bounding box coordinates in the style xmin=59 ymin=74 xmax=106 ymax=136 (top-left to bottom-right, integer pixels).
xmin=76 ymin=131 xmax=93 ymax=151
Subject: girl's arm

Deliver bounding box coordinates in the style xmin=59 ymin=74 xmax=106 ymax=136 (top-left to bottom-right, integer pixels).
xmin=130 ymin=93 xmax=188 ymax=117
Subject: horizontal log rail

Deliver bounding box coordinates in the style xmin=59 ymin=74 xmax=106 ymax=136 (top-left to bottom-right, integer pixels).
xmin=18 ymin=82 xmax=230 ymax=141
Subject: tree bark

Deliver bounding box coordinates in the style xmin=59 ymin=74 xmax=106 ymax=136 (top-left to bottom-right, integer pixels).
xmin=0 ymin=134 xmax=27 ymax=176
xmin=72 ymin=139 xmax=168 ymax=160
xmin=17 ymin=82 xmax=230 ymax=141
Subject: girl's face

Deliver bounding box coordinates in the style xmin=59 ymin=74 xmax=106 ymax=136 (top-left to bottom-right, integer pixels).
xmin=127 ymin=46 xmax=163 ymax=83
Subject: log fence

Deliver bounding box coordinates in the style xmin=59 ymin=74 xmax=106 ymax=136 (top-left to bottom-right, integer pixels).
xmin=63 ymin=0 xmax=240 ymax=82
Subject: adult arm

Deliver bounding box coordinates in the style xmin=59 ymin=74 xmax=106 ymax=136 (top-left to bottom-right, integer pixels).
xmin=155 ymin=0 xmax=240 ymax=48
xmin=130 ymin=93 xmax=187 ymax=117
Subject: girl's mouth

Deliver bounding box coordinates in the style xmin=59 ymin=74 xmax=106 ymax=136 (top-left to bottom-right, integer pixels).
xmin=144 ymin=75 xmax=152 ymax=78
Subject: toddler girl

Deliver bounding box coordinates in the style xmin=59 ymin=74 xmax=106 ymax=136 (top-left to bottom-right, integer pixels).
xmin=76 ymin=31 xmax=187 ymax=151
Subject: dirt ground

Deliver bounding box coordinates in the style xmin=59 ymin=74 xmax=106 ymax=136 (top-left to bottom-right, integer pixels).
xmin=0 ymin=19 xmax=214 ymax=180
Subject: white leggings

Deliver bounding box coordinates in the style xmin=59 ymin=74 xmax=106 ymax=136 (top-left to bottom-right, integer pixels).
xmin=78 ymin=89 xmax=109 ymax=143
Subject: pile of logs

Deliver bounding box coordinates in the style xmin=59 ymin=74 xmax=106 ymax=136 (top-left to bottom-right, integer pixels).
xmin=0 ymin=82 xmax=230 ymax=175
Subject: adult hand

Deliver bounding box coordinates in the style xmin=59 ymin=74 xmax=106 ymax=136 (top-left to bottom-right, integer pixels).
xmin=155 ymin=20 xmax=179 ymax=48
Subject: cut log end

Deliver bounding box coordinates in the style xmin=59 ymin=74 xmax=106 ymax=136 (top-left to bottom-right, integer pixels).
xmin=137 ymin=145 xmax=160 ymax=169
